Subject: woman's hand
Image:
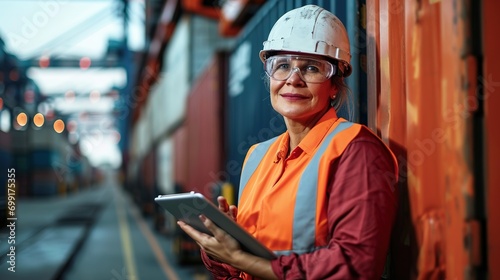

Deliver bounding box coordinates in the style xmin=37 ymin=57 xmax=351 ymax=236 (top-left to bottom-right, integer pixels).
xmin=177 ymin=215 xmax=244 ymax=264
xmin=178 ymin=199 xmax=278 ymax=280
xmin=217 ymin=196 xmax=238 ymax=222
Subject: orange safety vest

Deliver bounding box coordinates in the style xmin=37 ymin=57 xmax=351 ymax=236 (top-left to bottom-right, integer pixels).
xmin=238 ymin=117 xmax=396 ymax=260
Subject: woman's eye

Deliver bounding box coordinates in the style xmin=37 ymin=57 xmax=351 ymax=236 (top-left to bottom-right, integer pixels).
xmin=275 ymin=63 xmax=290 ymax=70
xmin=306 ymin=65 xmax=320 ymax=72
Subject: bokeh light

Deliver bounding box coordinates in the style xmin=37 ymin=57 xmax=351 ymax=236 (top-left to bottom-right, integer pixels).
xmin=39 ymin=55 xmax=50 ymax=68
xmin=16 ymin=112 xmax=28 ymax=127
xmin=53 ymin=119 xmax=65 ymax=133
xmin=79 ymin=57 xmax=92 ymax=70
xmin=33 ymin=113 xmax=45 ymax=127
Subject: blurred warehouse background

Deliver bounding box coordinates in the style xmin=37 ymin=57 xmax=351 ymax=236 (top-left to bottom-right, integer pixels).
xmin=0 ymin=0 xmax=499 ymax=280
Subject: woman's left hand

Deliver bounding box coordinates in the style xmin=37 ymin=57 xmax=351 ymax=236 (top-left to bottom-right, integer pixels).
xmin=177 ymin=215 xmax=243 ymax=264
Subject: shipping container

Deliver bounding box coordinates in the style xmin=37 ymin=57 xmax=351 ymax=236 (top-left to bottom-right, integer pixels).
xmin=184 ymin=52 xmax=227 ymax=200
xmin=156 ymin=137 xmax=175 ymax=195
xmin=31 ymin=169 xmax=61 ymax=196
xmin=148 ymin=14 xmax=233 ymax=145
xmin=31 ymin=148 xmax=63 ymax=196
xmin=29 ymin=126 xmax=77 ymax=196
xmin=138 ymin=148 xmax=157 ymax=216
xmin=172 ymin=124 xmax=188 ymax=190
xmin=128 ymin=108 xmax=153 ymax=209
xmin=366 ymin=0 xmax=498 ymax=278
xmin=161 ymin=52 xmax=228 ymax=264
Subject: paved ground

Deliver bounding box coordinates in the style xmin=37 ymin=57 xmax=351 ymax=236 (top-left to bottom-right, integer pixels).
xmin=0 ymin=170 xmax=210 ymax=280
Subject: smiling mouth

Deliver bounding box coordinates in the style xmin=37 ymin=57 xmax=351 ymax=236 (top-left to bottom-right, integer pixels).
xmin=281 ymin=94 xmax=308 ymax=100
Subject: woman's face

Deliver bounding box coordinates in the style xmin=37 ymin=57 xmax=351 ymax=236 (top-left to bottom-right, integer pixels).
xmin=268 ymin=54 xmax=337 ymax=124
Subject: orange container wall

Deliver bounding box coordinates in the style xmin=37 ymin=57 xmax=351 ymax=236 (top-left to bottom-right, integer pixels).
xmin=404 ymin=1 xmax=448 ymax=278
xmin=483 ymin=0 xmax=500 ymax=278
xmin=185 ymin=53 xmax=226 ymax=200
xmin=366 ymin=1 xmax=414 ymax=279
xmin=439 ymin=0 xmax=479 ymax=277
xmin=368 ymin=0 xmax=484 ymax=279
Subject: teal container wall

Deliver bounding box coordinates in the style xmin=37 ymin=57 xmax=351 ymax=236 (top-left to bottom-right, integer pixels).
xmin=226 ymin=0 xmax=367 ymax=191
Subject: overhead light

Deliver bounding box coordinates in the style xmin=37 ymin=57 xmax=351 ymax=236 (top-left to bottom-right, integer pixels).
xmin=1 ymin=110 xmax=11 ymax=132
xmin=79 ymin=57 xmax=92 ymax=70
xmin=33 ymin=113 xmax=45 ymax=127
xmin=53 ymin=119 xmax=65 ymax=133
xmin=16 ymin=112 xmax=28 ymax=127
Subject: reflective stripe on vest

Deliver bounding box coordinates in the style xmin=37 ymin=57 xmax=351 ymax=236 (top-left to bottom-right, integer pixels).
xmin=238 ymin=135 xmax=279 ymax=200
xmin=238 ymin=121 xmax=354 ymax=255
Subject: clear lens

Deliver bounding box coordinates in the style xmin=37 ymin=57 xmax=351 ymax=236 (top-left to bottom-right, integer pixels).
xmin=264 ymin=55 xmax=336 ymax=83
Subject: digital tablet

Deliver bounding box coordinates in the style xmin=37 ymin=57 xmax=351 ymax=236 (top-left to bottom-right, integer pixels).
xmin=154 ymin=192 xmax=276 ymax=260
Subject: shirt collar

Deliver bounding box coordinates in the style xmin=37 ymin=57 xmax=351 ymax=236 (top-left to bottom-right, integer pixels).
xmin=273 ymin=108 xmax=339 ymax=162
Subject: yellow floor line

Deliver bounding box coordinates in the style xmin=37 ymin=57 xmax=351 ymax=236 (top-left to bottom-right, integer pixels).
xmin=128 ymin=199 xmax=180 ymax=280
xmin=114 ymin=188 xmax=139 ymax=280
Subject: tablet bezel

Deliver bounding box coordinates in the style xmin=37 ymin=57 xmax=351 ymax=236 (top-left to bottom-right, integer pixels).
xmin=154 ymin=192 xmax=276 ymax=260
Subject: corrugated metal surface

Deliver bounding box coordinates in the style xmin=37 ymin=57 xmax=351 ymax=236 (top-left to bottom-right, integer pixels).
xmin=406 ymin=2 xmax=446 ymax=279
xmin=368 ymin=0 xmax=488 ymax=278
xmin=483 ymin=0 xmax=500 ymax=278
xmin=148 ymin=15 xmax=233 ymax=144
xmin=132 ymin=111 xmax=152 ymax=161
xmin=185 ymin=53 xmax=226 ymax=200
xmin=189 ymin=16 xmax=234 ymax=82
xmin=147 ymin=74 xmax=167 ymax=141
xmin=153 ymin=17 xmax=191 ymax=139
xmin=139 ymin=149 xmax=157 ymax=215
xmin=156 ymin=137 xmax=174 ymax=194
xmin=227 ymin=0 xmax=366 ymax=188
xmin=172 ymin=124 xmax=188 ymax=190
xmin=366 ymin=1 xmax=412 ymax=278
xmin=439 ymin=1 xmax=481 ymax=277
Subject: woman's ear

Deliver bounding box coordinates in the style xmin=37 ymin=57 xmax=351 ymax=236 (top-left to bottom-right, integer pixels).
xmin=330 ymin=83 xmax=339 ymax=95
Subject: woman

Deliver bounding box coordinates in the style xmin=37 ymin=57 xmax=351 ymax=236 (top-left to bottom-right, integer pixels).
xmin=179 ymin=5 xmax=398 ymax=279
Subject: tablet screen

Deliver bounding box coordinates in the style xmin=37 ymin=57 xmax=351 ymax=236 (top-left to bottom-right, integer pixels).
xmin=154 ymin=192 xmax=276 ymax=260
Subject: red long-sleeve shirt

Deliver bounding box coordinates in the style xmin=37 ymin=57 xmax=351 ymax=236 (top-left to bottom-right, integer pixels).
xmin=201 ymin=127 xmax=398 ymax=279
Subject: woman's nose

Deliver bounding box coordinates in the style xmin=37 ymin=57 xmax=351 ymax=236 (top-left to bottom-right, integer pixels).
xmin=286 ymin=68 xmax=306 ymax=84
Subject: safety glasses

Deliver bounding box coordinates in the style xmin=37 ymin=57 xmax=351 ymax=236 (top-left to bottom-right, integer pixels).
xmin=264 ymin=54 xmax=337 ymax=83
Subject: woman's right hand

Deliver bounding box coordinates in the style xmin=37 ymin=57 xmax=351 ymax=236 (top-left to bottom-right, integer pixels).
xmin=217 ymin=196 xmax=238 ymax=222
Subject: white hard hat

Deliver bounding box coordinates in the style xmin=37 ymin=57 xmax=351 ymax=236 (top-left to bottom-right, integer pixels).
xmin=260 ymin=5 xmax=352 ymax=77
